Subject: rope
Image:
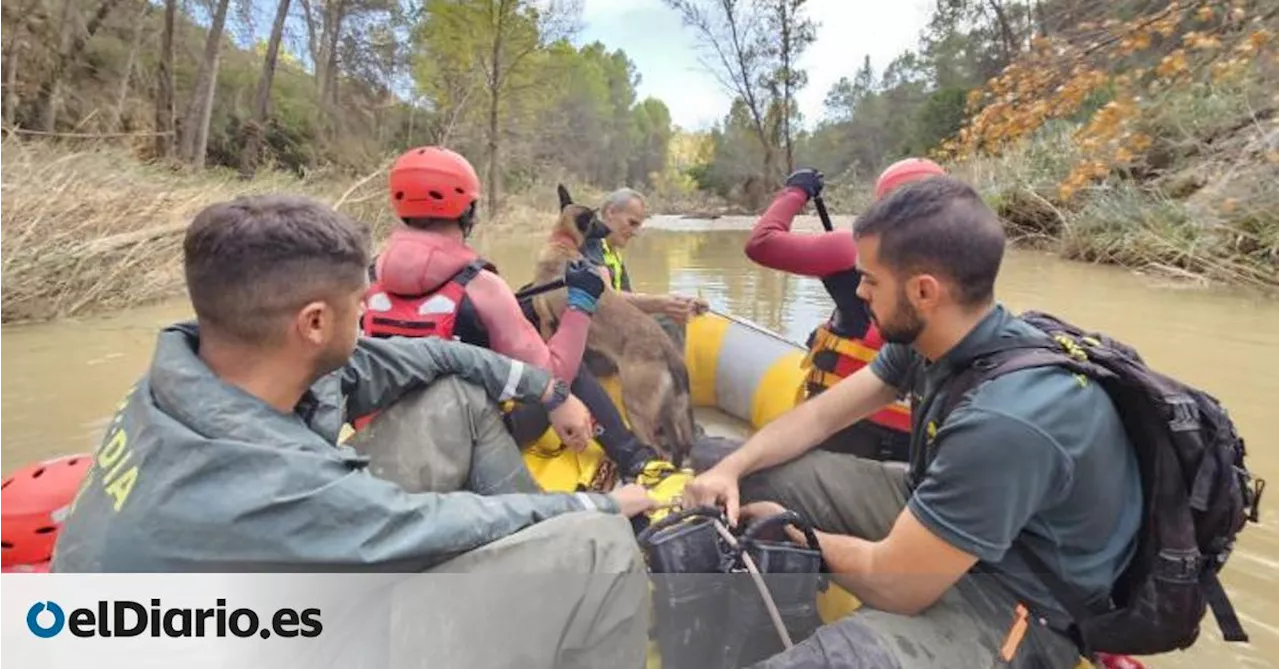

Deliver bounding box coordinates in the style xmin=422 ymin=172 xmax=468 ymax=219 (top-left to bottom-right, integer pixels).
xmin=712 ymin=518 xmax=794 ymax=650
xmin=641 ymin=499 xmax=794 ymax=649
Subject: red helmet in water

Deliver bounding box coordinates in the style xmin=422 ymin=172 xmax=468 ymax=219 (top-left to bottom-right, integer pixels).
xmin=874 ymin=157 xmax=947 ymax=200
xmin=388 ymin=146 xmax=482 ymax=221
xmin=1 ymin=453 xmax=92 ymax=569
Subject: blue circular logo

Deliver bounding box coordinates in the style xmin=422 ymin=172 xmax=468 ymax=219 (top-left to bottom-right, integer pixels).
xmin=27 ymin=601 xmax=65 ymax=638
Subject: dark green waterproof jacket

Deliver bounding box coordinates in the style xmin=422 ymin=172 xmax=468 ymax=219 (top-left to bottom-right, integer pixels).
xmin=50 ymin=322 xmax=618 ymax=573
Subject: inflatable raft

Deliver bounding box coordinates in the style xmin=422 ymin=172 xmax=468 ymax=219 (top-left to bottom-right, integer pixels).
xmin=518 ymin=310 xmax=865 ymax=625
xmin=524 ymin=311 xmax=1100 ymax=669
xmin=519 ymin=309 xmax=812 ymax=498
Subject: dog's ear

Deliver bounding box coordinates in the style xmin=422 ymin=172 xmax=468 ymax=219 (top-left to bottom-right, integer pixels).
xmin=557 ymin=184 xmax=573 ymax=210
xmin=574 ymin=208 xmax=596 ymax=236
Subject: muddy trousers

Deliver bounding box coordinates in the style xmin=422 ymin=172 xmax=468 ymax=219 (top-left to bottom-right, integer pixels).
xmin=346 ymin=377 xmax=651 ymax=669
xmin=506 ymin=366 xmax=661 ymax=477
xmin=738 ymin=450 xmax=1082 ymax=669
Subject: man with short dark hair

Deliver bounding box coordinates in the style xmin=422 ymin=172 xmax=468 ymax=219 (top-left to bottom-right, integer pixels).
xmin=683 ymin=177 xmax=1142 ymax=668
xmin=52 ymin=194 xmax=654 ymax=667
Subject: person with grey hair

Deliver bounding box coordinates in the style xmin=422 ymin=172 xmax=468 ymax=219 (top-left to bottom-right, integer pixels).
xmin=583 ymin=187 xmax=708 ymax=345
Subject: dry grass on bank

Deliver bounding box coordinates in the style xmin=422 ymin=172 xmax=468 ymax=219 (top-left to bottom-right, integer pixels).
xmin=955 ymin=112 xmax=1277 ymax=291
xmin=0 ymin=139 xmax=573 ymax=324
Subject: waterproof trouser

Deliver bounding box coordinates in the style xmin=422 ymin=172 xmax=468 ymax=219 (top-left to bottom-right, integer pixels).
xmin=345 ymin=377 xmax=651 ymax=669
xmin=506 ymin=366 xmax=661 ymax=477
xmin=735 ymin=450 xmax=1082 ymax=669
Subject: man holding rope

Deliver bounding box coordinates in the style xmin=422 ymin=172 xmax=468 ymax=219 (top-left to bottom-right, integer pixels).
xmin=686 ymin=176 xmax=1140 ymax=669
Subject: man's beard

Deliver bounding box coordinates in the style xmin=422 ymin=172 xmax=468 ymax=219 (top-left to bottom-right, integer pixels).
xmin=868 ymin=298 xmax=925 ymax=345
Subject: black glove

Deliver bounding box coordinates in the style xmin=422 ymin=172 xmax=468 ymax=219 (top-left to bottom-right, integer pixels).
xmin=785 ymin=168 xmax=824 ymax=200
xmin=565 ymin=258 xmax=606 ymax=300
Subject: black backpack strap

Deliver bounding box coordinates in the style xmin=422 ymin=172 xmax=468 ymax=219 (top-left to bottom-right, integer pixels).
xmin=922 ymin=334 xmax=1109 ymax=655
xmin=1010 ymin=537 xmax=1099 ymax=655
xmin=908 ymin=335 xmax=1070 ymax=486
xmin=1202 ymin=571 xmax=1250 ymax=642
xmin=452 ymin=260 xmax=491 ymax=348
xmin=455 ymin=259 xmax=490 ymax=284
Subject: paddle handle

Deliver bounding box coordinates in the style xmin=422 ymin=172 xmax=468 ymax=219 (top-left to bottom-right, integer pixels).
xmin=813 ymin=195 xmax=834 ymax=232
xmin=514 ymin=278 xmax=566 ymax=301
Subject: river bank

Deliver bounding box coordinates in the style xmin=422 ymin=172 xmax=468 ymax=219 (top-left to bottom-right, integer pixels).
xmin=0 ymin=139 xmax=602 ymax=324
xmin=3 ymin=135 xmax=1275 ymax=325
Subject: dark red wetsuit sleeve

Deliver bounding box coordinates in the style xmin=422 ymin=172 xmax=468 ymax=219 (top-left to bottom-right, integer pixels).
xmin=743 ymin=187 xmax=858 ymax=278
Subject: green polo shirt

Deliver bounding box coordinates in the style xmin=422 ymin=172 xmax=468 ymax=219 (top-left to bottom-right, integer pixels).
xmin=869 ymin=304 xmax=1142 ymax=623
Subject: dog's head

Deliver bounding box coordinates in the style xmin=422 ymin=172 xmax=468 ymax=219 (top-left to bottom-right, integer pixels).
xmin=555 ymin=184 xmax=610 ymax=246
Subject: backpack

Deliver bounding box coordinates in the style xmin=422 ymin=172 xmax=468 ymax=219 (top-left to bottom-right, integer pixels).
xmin=929 ymin=310 xmax=1266 ymax=657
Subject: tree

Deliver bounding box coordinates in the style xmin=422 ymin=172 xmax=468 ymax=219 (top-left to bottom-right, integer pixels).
xmin=178 ymin=0 xmax=232 ymax=167
xmin=628 ymin=97 xmax=673 ymax=187
xmin=238 ymin=0 xmax=293 ymax=178
xmin=663 ymin=0 xmax=777 ymax=182
xmin=154 ymin=0 xmax=177 ymax=159
xmin=32 ymin=0 xmax=128 ymax=130
xmin=415 ymin=0 xmax=581 ymax=215
xmin=761 ymin=0 xmax=816 ymax=173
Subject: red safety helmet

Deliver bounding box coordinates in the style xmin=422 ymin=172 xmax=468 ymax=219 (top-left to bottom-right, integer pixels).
xmin=2 ymin=561 xmax=50 ymax=573
xmin=2 ymin=453 xmax=92 ymax=568
xmin=388 ymin=146 xmax=482 ymax=221
xmin=873 ymin=157 xmax=947 ymax=200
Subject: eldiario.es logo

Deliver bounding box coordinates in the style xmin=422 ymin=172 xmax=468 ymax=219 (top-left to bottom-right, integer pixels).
xmin=26 ymin=598 xmax=322 ymax=639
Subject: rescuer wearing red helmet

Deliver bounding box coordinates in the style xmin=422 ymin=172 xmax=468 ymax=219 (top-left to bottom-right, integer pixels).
xmin=743 ymin=157 xmax=946 ymax=462
xmin=359 ymin=146 xmax=666 ymax=481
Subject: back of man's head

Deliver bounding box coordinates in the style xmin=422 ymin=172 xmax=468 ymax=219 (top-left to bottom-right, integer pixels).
xmin=852 ymin=176 xmax=1005 ymax=309
xmin=183 ymin=195 xmax=371 ymax=345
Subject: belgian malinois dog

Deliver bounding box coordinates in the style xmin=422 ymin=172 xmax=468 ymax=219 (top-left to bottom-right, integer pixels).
xmin=523 ymin=185 xmax=697 ymax=465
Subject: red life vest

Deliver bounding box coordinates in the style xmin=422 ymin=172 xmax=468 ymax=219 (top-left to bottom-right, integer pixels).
xmin=352 ymin=259 xmax=492 ymax=430
xmin=802 ymin=323 xmax=912 ymax=434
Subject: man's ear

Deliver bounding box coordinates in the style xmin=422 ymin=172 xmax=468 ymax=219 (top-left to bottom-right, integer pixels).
xmin=557 ymin=184 xmax=573 ymax=210
xmin=295 ymin=301 xmax=330 ymax=347
xmin=907 ymin=274 xmax=943 ymax=311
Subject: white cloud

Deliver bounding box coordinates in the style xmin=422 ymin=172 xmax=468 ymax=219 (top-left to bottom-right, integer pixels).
xmin=796 ymin=0 xmax=935 ymax=126
xmin=577 ymin=0 xmax=934 ymax=131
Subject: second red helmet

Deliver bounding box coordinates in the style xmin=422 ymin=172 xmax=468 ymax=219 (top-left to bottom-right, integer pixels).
xmin=388 ymin=146 xmax=482 ymax=220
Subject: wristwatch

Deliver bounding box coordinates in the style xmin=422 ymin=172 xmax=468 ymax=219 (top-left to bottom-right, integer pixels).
xmin=542 ymin=379 xmax=571 ymax=412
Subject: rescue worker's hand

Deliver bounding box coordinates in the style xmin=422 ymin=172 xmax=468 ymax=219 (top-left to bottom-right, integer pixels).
xmin=658 ymin=294 xmax=709 ymax=324
xmin=785 ymin=168 xmax=824 ymax=200
xmin=740 ymin=501 xmax=825 ymax=549
xmin=565 ymin=258 xmax=606 ymax=301
xmin=682 ymin=468 xmax=741 ymax=526
xmin=548 ymin=393 xmax=593 ymax=452
xmin=609 ymin=483 xmax=658 ymax=518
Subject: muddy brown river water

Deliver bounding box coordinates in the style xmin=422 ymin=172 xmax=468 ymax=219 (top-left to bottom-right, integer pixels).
xmin=2 ymin=216 xmax=1276 ymax=668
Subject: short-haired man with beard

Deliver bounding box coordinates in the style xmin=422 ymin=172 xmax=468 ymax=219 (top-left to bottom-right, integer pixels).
xmin=52 ymin=194 xmax=654 ymax=668
xmin=683 ymin=176 xmax=1142 ymax=668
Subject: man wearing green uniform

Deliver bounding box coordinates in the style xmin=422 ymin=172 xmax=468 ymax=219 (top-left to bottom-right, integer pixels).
xmin=52 ymin=194 xmax=655 ymax=669
xmin=683 ymin=176 xmax=1143 ymax=668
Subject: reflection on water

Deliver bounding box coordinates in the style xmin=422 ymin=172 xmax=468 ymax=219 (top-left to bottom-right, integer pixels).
xmin=1 ymin=218 xmax=1276 ymax=669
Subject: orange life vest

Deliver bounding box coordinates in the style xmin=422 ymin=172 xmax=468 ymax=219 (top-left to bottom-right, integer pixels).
xmin=801 ymin=323 xmax=912 ymax=434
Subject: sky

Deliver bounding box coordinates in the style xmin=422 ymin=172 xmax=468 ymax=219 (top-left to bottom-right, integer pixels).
xmin=577 ymin=0 xmax=936 ymax=132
